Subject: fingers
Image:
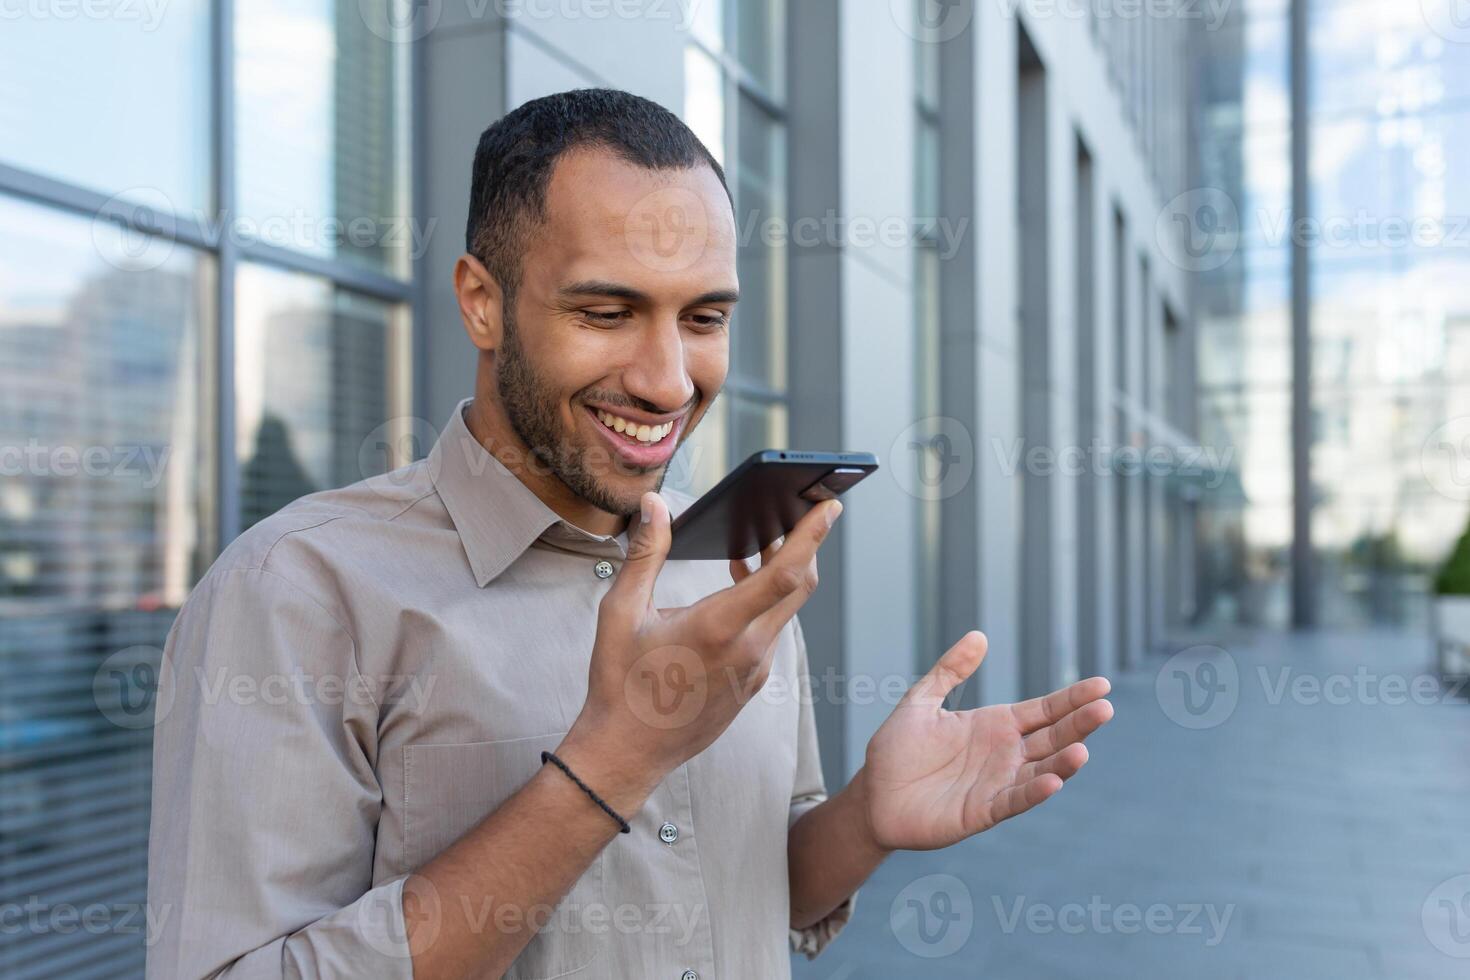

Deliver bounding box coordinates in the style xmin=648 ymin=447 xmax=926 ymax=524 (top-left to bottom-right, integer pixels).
xmin=728 ymin=535 xmax=812 ymax=650
xmin=901 ymin=631 xmax=989 ymax=709
xmin=748 ymin=558 xmax=818 ymax=646
xmin=728 ymin=537 xmax=780 ymax=586
xmin=1017 ymin=741 xmax=1089 ymax=785
xmin=988 ymin=773 xmax=1064 ymax=825
xmin=729 ymin=556 xmax=751 ymax=585
xmin=1022 ymin=698 xmax=1114 ymax=761
xmin=991 ymin=743 xmax=1093 ymax=825
xmin=1010 ymin=676 xmax=1112 ymax=734
xmin=600 ymin=492 xmax=670 ymax=625
xmin=701 ymin=500 xmax=841 ymax=630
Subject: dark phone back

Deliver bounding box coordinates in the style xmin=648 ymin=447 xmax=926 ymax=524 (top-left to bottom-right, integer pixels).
xmin=667 ymin=450 xmax=878 ymax=560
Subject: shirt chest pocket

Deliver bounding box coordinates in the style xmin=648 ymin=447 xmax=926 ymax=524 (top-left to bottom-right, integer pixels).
xmin=403 ymin=732 xmax=606 ymax=979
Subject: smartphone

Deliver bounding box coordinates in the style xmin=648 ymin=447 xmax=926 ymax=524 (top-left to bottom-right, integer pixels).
xmin=667 ymin=450 xmax=879 ymax=560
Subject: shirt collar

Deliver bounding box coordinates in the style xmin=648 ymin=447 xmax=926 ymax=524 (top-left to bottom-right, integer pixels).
xmin=429 ymin=398 xmax=627 ymax=587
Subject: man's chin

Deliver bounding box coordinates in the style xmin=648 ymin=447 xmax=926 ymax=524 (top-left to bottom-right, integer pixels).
xmin=595 ymin=473 xmax=667 ymax=517
xmin=557 ymin=454 xmax=667 ymax=518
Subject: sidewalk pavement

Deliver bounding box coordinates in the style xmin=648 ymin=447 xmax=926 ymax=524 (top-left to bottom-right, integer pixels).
xmin=793 ymin=630 xmax=1470 ymax=979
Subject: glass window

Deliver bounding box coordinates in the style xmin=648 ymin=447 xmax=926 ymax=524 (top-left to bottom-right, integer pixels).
xmin=734 ymin=0 xmax=783 ymax=96
xmin=688 ymin=0 xmax=724 ymax=51
xmin=0 ymin=1 xmax=212 ymax=210
xmin=0 ymin=194 xmax=213 ymax=978
xmin=670 ymin=398 xmax=728 ymax=500
xmin=1310 ymin=0 xmax=1470 ymax=119
xmin=235 ymin=264 xmax=410 ymax=531
xmin=730 ymin=398 xmax=787 ymax=459
xmin=682 ymin=1 xmax=788 ymax=490
xmin=733 ymin=94 xmax=787 ymax=392
xmin=684 ymin=46 xmax=726 ymax=170
xmin=235 ymin=0 xmax=412 ymax=277
xmin=0 ymin=2 xmax=415 ymax=971
xmin=914 ymin=23 xmax=944 ymax=673
xmin=1306 ymin=9 xmax=1470 ymax=626
xmin=1192 ymin=0 xmax=1294 ymax=629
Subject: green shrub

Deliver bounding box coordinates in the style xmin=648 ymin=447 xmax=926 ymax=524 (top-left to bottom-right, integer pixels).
xmin=1437 ymin=521 xmax=1470 ymax=596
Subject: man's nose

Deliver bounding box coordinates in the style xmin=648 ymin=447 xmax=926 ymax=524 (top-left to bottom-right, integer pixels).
xmin=623 ymin=318 xmax=696 ymax=412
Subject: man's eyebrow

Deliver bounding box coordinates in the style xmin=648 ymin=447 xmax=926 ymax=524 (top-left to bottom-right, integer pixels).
xmin=559 ymin=281 xmax=740 ymax=306
xmin=692 ymin=288 xmax=740 ymax=305
xmin=561 ymin=280 xmax=649 ymax=302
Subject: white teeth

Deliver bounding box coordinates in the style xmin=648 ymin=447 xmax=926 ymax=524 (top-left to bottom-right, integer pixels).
xmin=594 ymin=409 xmax=674 ymax=445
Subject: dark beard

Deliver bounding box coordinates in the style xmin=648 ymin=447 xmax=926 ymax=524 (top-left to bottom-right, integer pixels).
xmin=495 ymin=310 xmax=664 ymax=517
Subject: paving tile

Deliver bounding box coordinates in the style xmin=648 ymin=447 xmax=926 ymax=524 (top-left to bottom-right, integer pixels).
xmin=793 ymin=631 xmax=1470 ymax=980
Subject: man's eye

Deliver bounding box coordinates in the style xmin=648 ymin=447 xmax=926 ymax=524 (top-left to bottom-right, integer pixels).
xmin=582 ymin=310 xmax=631 ymax=324
xmin=687 ymin=312 xmax=730 ymax=330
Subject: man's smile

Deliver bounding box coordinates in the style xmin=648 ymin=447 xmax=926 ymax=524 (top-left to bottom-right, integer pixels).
xmin=582 ymin=402 xmax=686 ymax=469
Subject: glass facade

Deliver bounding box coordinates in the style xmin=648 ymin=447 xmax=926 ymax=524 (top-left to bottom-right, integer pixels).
xmin=235 ymin=0 xmax=412 ymax=276
xmin=0 ymin=6 xmax=412 ymax=976
xmin=1090 ymin=0 xmax=1191 ymax=202
xmin=235 ymin=265 xmax=410 ymax=532
xmin=1193 ymin=0 xmax=1470 ymax=629
xmin=1192 ymin=0 xmax=1294 ymax=628
xmin=0 ymin=200 xmax=213 ymax=979
xmin=681 ymin=0 xmax=789 ymax=496
xmin=1308 ymin=0 xmax=1470 ymax=627
xmin=0 ymin=2 xmax=213 ymax=210
xmin=913 ymin=12 xmax=944 ymax=675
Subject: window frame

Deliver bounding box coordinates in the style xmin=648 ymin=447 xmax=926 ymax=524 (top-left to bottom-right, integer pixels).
xmin=0 ymin=0 xmax=420 ymax=552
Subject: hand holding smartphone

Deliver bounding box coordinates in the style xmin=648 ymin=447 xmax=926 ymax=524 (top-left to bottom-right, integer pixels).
xmin=667 ymin=450 xmax=878 ymax=560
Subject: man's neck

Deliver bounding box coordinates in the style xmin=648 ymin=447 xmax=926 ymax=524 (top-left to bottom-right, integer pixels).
xmin=462 ymin=395 xmax=628 ymax=538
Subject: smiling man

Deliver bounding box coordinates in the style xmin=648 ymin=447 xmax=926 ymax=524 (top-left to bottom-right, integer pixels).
xmin=146 ymin=89 xmax=1113 ymax=979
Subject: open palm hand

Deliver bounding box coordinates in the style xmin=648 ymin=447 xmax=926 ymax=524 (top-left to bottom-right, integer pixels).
xmin=862 ymin=632 xmax=1113 ymax=851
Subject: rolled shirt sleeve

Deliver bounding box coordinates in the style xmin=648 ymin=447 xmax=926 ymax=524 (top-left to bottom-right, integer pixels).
xmin=146 ymin=565 xmax=413 ymax=979
xmin=785 ymin=617 xmax=857 ymax=959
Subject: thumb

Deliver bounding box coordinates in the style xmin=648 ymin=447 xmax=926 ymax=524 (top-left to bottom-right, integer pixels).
xmin=606 ymin=491 xmax=672 ymax=612
xmin=902 ymin=630 xmax=989 ymax=708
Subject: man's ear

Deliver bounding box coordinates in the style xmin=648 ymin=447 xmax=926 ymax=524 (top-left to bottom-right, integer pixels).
xmin=453 ymin=253 xmax=506 ymax=353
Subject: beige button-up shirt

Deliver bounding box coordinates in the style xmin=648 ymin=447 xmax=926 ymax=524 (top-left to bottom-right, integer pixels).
xmin=147 ymin=399 xmax=853 ymax=979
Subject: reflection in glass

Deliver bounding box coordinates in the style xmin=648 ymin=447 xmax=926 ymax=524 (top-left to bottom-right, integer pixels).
xmin=1191 ymin=3 xmax=1292 ymax=628
xmin=1309 ymin=1 xmax=1470 ymax=118
xmin=670 ymin=397 xmax=728 ymax=499
xmin=687 ymin=0 xmax=723 ymax=50
xmin=0 ymin=0 xmax=211 ymax=210
xmin=235 ymin=264 xmax=409 ymax=531
xmin=1307 ymin=10 xmax=1470 ymax=627
xmin=684 ymin=46 xmax=726 ymax=169
xmin=731 ymin=399 xmax=788 ymax=462
xmin=734 ymin=0 xmax=784 ymax=96
xmin=681 ymin=1 xmax=788 ymax=485
xmin=733 ymin=93 xmax=787 ymax=392
xmin=0 ymin=194 xmax=212 ymax=978
xmin=235 ymin=0 xmax=411 ymax=276
xmin=914 ymin=36 xmax=944 ymax=674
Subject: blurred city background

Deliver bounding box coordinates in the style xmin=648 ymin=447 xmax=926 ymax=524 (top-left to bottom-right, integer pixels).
xmin=2 ymin=0 xmax=1470 ymax=977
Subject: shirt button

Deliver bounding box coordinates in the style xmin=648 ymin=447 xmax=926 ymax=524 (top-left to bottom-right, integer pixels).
xmin=594 ymin=560 xmax=615 ymax=579
xmin=658 ymin=821 xmax=679 ymax=845
xmin=681 ymin=972 xmax=698 ymax=980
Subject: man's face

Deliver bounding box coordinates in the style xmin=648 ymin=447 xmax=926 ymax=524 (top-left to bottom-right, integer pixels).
xmin=494 ymin=147 xmax=737 ymax=517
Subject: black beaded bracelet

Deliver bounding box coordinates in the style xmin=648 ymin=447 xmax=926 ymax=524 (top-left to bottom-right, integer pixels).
xmin=540 ymin=750 xmax=631 ymax=834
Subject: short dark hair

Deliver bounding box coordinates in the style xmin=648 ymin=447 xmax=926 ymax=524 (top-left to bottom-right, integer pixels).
xmin=465 ymin=88 xmax=731 ymax=300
